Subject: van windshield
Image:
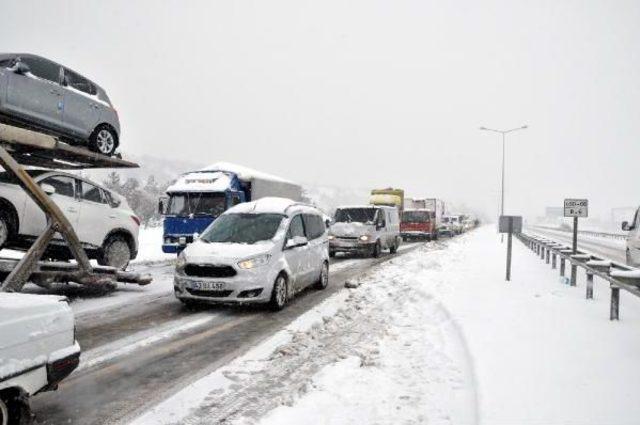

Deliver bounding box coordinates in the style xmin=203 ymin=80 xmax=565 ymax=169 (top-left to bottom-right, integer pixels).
xmin=201 ymin=213 xmax=284 ymax=244
xmin=402 ymin=211 xmax=430 ymax=223
xmin=335 ymin=208 xmax=377 ymax=224
xmin=167 ymin=192 xmax=225 ymax=217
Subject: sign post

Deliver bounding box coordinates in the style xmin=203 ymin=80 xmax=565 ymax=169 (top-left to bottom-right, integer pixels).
xmin=499 ymin=215 xmax=522 ymax=281
xmin=564 ymin=199 xmax=588 ymax=286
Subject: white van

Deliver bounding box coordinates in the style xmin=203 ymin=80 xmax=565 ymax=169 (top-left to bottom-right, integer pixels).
xmin=622 ymin=207 xmax=640 ymax=266
xmin=174 ymin=197 xmax=329 ymax=311
xmin=329 ymin=205 xmax=401 ymax=257
xmin=0 ymin=293 xmax=81 ymax=424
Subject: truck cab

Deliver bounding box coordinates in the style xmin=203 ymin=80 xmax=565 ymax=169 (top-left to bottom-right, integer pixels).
xmin=160 ymin=171 xmax=247 ymax=253
xmin=160 ymin=163 xmax=302 ymax=254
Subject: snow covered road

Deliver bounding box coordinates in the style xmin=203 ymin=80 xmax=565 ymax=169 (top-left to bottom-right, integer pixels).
xmin=133 ymin=226 xmax=640 ymax=425
xmin=28 ymin=242 xmax=424 ymax=424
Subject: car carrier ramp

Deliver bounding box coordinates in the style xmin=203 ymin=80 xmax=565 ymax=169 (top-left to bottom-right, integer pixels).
xmin=0 ymin=122 xmax=152 ymax=293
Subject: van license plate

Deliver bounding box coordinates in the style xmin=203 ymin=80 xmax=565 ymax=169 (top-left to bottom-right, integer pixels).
xmin=192 ymin=281 xmax=225 ymax=291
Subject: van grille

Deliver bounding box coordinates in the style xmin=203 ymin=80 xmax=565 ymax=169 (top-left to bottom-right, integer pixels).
xmin=186 ymin=289 xmax=233 ymax=298
xmin=184 ymin=264 xmax=237 ymax=278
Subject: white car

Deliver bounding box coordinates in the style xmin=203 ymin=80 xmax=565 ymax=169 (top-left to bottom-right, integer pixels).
xmin=442 ymin=215 xmax=464 ymax=235
xmin=0 ymin=292 xmax=80 ymax=424
xmin=622 ymin=207 xmax=640 ymax=266
xmin=328 ymin=205 xmax=401 ymax=257
xmin=0 ymin=169 xmax=140 ymax=269
xmin=174 ymin=197 xmax=330 ymax=310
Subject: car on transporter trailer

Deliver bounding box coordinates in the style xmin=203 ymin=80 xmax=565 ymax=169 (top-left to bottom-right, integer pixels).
xmin=0 ymin=169 xmax=140 ymax=270
xmin=0 ymin=53 xmax=121 ymax=156
xmin=174 ymin=197 xmax=330 ymax=311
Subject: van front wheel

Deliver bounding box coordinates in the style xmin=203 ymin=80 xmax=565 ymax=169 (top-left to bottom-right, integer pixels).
xmin=269 ymin=275 xmax=288 ymax=311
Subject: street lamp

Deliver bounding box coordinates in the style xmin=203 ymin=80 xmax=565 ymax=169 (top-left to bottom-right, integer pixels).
xmin=479 ymin=125 xmax=528 ymax=240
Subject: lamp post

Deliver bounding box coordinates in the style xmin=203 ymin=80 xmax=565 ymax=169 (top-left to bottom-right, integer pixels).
xmin=479 ymin=125 xmax=528 ymax=241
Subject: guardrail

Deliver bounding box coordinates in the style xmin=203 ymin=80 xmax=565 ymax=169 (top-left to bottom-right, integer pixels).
xmin=531 ymin=225 xmax=628 ymax=241
xmin=517 ymin=232 xmax=640 ymax=320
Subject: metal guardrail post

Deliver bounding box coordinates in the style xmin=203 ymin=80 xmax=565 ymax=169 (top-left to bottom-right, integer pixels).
xmin=560 ymin=257 xmax=566 ymax=277
xmin=570 ymin=264 xmax=577 ymax=287
xmin=552 ymin=252 xmax=557 ymax=269
xmin=546 ymin=249 xmax=550 ymax=264
xmin=586 ymin=272 xmax=594 ymax=299
xmin=610 ymin=285 xmax=620 ymax=320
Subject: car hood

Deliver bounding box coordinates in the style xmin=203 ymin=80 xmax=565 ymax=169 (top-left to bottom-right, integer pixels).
xmin=330 ymin=222 xmax=374 ymax=237
xmin=183 ymin=239 xmax=275 ymax=262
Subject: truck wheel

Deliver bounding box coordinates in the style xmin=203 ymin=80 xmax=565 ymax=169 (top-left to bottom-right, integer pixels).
xmin=329 ymin=250 xmax=336 ymax=258
xmin=89 ymin=125 xmax=117 ymax=156
xmin=98 ymin=235 xmax=131 ymax=271
xmin=269 ymin=274 xmax=288 ymax=311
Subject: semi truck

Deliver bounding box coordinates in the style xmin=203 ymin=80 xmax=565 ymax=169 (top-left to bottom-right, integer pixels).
xmin=369 ymin=188 xmax=404 ymax=211
xmin=159 ymin=162 xmax=302 ymax=253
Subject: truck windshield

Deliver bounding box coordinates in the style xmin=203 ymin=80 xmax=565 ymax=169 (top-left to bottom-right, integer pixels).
xmin=201 ymin=213 xmax=284 ymax=244
xmin=334 ymin=208 xmax=377 ymax=224
xmin=402 ymin=211 xmax=430 ymax=223
xmin=167 ymin=193 xmax=226 ymax=217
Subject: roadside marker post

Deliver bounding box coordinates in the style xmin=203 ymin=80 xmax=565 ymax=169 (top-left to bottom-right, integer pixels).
xmin=499 ymin=215 xmax=523 ymax=282
xmin=564 ymin=199 xmax=588 ymax=287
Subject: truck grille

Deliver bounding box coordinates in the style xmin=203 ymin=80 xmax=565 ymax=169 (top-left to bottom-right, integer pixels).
xmin=184 ymin=264 xmax=237 ymax=278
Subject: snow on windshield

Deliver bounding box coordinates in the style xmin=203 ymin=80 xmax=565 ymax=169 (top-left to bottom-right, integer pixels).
xmin=334 ymin=208 xmax=377 ymax=224
xmin=200 ymin=213 xmax=284 ymax=244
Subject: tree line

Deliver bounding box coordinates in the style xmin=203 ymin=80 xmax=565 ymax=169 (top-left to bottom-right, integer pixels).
xmin=102 ymin=172 xmax=170 ymax=226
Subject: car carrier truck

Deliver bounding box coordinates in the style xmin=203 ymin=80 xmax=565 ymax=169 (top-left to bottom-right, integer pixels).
xmin=159 ymin=162 xmax=302 ymax=253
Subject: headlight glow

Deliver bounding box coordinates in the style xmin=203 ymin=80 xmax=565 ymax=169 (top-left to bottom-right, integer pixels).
xmin=238 ymin=254 xmax=272 ymax=270
xmin=359 ymin=235 xmax=370 ymax=242
xmin=328 ymin=235 xmax=335 ymax=240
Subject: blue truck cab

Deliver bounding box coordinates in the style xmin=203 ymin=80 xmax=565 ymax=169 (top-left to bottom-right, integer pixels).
xmin=160 ymin=163 xmax=303 ymax=254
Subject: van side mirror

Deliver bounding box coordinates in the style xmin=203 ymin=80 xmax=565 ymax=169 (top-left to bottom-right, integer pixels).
xmin=622 ymin=221 xmax=633 ymax=231
xmin=14 ymin=60 xmax=30 ymax=75
xmin=158 ymin=197 xmax=168 ymax=214
xmin=377 ymin=220 xmax=386 ymax=230
xmin=40 ymin=183 xmax=56 ymax=195
xmin=286 ymin=236 xmax=308 ymax=249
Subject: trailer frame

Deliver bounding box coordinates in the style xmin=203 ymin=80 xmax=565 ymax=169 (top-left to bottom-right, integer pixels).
xmin=0 ymin=123 xmax=151 ymax=292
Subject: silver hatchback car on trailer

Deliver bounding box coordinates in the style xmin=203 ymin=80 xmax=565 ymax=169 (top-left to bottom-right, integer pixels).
xmin=174 ymin=197 xmax=330 ymax=310
xmin=0 ymin=53 xmax=120 ymax=156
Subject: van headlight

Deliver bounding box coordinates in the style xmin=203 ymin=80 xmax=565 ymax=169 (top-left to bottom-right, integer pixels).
xmin=176 ymin=251 xmax=187 ymax=272
xmin=237 ymin=254 xmax=271 ymax=270
xmin=328 ymin=235 xmax=335 ymax=240
xmin=359 ymin=235 xmax=371 ymax=242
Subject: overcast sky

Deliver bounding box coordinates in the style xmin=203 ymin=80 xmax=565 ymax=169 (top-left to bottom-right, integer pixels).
xmin=2 ymin=0 xmax=639 ymax=220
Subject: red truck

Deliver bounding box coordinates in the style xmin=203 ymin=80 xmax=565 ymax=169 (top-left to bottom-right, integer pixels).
xmin=400 ymin=198 xmax=445 ymax=241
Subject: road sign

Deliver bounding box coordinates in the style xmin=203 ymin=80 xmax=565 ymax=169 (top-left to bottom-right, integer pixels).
xmin=499 ymin=215 xmax=522 ymax=233
xmin=564 ymin=199 xmax=588 ymax=218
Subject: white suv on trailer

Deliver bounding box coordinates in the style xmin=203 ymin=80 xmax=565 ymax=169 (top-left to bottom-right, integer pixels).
xmin=0 ymin=169 xmax=140 ymax=270
xmin=0 ymin=292 xmax=80 ymax=424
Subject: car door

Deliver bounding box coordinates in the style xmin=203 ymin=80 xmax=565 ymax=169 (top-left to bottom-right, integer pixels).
xmin=76 ymin=180 xmax=111 ymax=249
xmin=283 ymin=215 xmax=310 ymax=290
xmin=21 ymin=175 xmax=80 ymax=241
xmin=5 ymin=56 xmax=64 ymax=130
xmin=302 ymin=214 xmax=325 ymax=285
xmin=61 ymin=68 xmax=102 ymax=138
